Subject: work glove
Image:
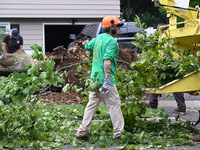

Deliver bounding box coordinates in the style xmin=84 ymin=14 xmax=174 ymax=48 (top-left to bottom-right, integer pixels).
xmin=99 ymin=78 xmax=111 ymax=94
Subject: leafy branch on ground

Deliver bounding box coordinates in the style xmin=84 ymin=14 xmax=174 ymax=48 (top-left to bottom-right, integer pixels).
xmin=0 ymin=43 xmax=64 ymax=104
xmin=0 ymin=33 xmax=199 ymax=149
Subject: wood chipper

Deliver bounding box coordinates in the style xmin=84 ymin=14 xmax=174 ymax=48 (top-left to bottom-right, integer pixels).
xmin=146 ymin=0 xmax=200 ymax=95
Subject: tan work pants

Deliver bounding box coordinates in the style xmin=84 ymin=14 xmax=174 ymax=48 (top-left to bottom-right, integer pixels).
xmin=76 ymin=85 xmax=124 ymax=138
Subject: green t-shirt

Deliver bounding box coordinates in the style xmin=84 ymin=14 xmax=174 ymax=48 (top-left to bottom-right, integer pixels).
xmin=85 ymin=33 xmax=118 ymax=84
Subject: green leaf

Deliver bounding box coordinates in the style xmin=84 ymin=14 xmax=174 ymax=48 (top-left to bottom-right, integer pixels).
xmin=62 ymin=83 xmax=71 ymax=92
xmin=76 ymin=65 xmax=82 ymax=72
xmin=196 ymin=50 xmax=200 ymax=56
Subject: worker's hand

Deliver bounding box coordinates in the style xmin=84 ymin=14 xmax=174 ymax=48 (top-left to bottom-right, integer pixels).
xmin=99 ymin=78 xmax=111 ymax=94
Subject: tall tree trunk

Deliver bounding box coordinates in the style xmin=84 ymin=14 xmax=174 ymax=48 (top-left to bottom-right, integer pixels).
xmin=127 ymin=0 xmax=131 ymax=21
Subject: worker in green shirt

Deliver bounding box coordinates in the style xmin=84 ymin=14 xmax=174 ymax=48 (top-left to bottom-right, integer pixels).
xmin=76 ymin=15 xmax=124 ymax=141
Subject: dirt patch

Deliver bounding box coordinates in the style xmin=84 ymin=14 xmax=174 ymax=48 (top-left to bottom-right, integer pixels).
xmin=40 ymin=90 xmax=82 ymax=105
xmin=41 ymin=40 xmax=138 ymax=105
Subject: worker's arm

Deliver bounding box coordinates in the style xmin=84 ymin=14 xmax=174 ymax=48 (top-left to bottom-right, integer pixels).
xmin=2 ymin=42 xmax=8 ymax=54
xmin=19 ymin=36 xmax=23 ymax=50
xmin=99 ymin=59 xmax=111 ymax=94
xmin=104 ymin=60 xmax=111 ymax=78
xmin=19 ymin=45 xmax=23 ymax=50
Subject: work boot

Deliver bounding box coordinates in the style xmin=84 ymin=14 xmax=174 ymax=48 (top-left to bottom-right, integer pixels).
xmin=76 ymin=131 xmax=88 ymax=141
xmin=174 ymin=108 xmax=186 ymax=115
xmin=114 ymin=136 xmax=122 ymax=142
xmin=76 ymin=135 xmax=88 ymax=141
xmin=190 ymin=136 xmax=200 ymax=143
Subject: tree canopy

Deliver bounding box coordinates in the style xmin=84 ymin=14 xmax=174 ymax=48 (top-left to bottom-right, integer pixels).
xmin=120 ymin=0 xmax=200 ymax=28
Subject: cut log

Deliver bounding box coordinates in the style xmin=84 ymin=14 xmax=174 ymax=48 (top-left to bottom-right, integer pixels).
xmin=0 ymin=50 xmax=33 ymax=76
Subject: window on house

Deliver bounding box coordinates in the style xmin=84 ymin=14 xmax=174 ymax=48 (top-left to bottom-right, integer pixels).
xmin=0 ymin=22 xmax=10 ymax=33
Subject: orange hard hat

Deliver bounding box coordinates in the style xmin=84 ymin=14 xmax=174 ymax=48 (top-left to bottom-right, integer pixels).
xmin=102 ymin=16 xmax=123 ymax=28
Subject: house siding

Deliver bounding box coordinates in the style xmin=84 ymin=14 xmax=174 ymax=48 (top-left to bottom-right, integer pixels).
xmin=0 ymin=18 xmax=102 ymax=53
xmin=20 ymin=22 xmax=43 ymax=52
xmin=0 ymin=0 xmax=120 ymax=53
xmin=0 ymin=0 xmax=120 ymax=18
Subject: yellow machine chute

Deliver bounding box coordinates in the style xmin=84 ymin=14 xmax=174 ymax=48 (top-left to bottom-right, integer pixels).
xmin=148 ymin=0 xmax=200 ymax=95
